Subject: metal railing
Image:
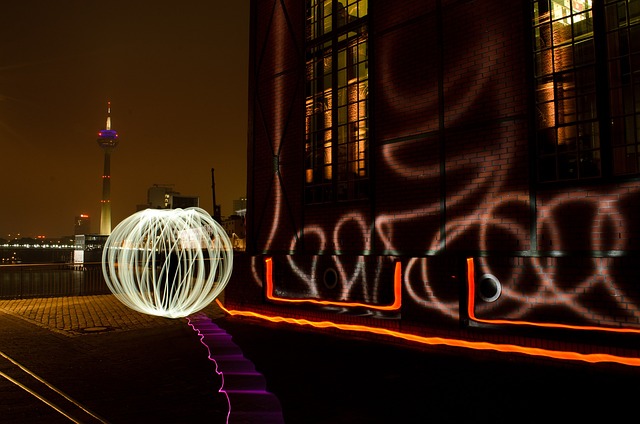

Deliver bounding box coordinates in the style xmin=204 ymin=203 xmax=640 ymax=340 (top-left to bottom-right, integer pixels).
xmin=0 ymin=262 xmax=111 ymax=299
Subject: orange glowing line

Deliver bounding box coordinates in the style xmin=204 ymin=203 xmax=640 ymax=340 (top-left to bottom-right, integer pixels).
xmin=214 ymin=299 xmax=640 ymax=367
xmin=264 ymin=257 xmax=401 ymax=311
xmin=466 ymin=258 xmax=640 ymax=334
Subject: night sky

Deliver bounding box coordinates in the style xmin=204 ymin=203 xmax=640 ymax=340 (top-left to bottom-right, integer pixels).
xmin=0 ymin=1 xmax=250 ymax=238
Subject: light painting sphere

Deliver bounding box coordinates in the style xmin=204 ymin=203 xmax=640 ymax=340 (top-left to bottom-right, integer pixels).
xmin=102 ymin=207 xmax=233 ymax=318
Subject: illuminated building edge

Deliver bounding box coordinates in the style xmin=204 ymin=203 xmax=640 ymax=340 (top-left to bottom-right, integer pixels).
xmin=232 ymin=1 xmax=640 ymax=368
xmin=219 ymin=254 xmax=640 ymax=367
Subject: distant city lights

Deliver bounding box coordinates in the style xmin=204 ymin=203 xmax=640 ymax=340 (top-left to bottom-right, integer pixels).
xmin=0 ymin=243 xmax=75 ymax=249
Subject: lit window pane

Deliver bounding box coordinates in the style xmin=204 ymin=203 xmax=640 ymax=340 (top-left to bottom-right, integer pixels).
xmin=533 ymin=0 xmax=604 ymax=182
xmin=305 ymin=0 xmax=368 ymax=202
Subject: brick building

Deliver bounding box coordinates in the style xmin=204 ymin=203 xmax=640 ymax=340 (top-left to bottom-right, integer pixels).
xmin=224 ymin=0 xmax=640 ymax=365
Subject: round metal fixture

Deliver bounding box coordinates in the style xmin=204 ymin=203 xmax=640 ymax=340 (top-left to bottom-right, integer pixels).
xmin=323 ymin=267 xmax=338 ymax=289
xmin=478 ymin=274 xmax=502 ymax=303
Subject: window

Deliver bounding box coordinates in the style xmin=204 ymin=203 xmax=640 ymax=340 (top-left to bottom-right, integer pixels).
xmin=533 ymin=0 xmax=640 ymax=182
xmin=305 ymin=0 xmax=369 ymax=203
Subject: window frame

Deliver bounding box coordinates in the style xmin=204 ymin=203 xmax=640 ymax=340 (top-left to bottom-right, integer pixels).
xmin=304 ymin=0 xmax=370 ymax=204
xmin=532 ymin=0 xmax=640 ymax=184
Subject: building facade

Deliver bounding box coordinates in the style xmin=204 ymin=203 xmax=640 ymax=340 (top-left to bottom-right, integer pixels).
xmin=225 ymin=0 xmax=640 ymax=365
xmin=139 ymin=184 xmax=199 ymax=210
xmin=74 ymin=214 xmax=91 ymax=235
xmin=233 ymin=197 xmax=248 ymax=215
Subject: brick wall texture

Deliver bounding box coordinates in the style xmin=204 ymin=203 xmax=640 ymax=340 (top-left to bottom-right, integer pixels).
xmin=233 ymin=0 xmax=640 ymax=359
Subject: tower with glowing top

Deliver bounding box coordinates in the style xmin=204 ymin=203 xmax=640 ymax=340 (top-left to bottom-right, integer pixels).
xmin=97 ymin=101 xmax=119 ymax=235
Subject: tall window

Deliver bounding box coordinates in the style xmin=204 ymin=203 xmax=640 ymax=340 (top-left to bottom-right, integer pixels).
xmin=305 ymin=0 xmax=369 ymax=203
xmin=533 ymin=0 xmax=640 ymax=182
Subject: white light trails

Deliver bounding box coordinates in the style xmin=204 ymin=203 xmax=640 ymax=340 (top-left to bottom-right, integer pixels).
xmin=102 ymin=208 xmax=233 ymax=318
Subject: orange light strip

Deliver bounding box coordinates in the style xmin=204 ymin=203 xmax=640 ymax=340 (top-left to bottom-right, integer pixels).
xmin=466 ymin=258 xmax=640 ymax=334
xmin=264 ymin=257 xmax=401 ymax=311
xmin=214 ymin=299 xmax=640 ymax=367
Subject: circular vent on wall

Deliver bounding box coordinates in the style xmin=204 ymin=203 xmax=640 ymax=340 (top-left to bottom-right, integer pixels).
xmin=478 ymin=274 xmax=502 ymax=303
xmin=323 ymin=268 xmax=338 ymax=289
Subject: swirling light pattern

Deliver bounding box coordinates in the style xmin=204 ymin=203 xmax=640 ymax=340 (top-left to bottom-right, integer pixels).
xmin=237 ymin=1 xmax=640 ymax=362
xmin=102 ymin=207 xmax=233 ymax=318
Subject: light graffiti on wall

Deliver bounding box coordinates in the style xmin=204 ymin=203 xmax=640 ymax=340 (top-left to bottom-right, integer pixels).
xmin=256 ymin=185 xmax=640 ymax=328
xmin=466 ymin=258 xmax=640 ymax=334
xmin=251 ymin=153 xmax=640 ymax=329
xmin=265 ymin=256 xmax=402 ymax=311
xmin=244 ymin=0 xmax=640 ymax=341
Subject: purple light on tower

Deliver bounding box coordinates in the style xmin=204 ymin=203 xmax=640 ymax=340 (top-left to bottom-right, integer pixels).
xmin=96 ymin=101 xmax=119 ymax=235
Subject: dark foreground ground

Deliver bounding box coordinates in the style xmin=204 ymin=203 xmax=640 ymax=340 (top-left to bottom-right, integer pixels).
xmin=0 ymin=295 xmax=638 ymax=423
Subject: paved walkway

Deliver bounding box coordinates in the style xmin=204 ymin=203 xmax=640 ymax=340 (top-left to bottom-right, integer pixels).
xmin=0 ymin=295 xmax=231 ymax=423
xmin=2 ymin=295 xmax=640 ymax=423
xmin=0 ymin=295 xmax=179 ymax=335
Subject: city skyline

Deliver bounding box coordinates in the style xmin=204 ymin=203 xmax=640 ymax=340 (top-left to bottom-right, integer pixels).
xmin=0 ymin=1 xmax=250 ymax=238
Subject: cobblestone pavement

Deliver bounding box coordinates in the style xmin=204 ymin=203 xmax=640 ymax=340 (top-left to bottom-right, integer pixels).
xmin=2 ymin=295 xmax=640 ymax=423
xmin=0 ymin=295 xmax=170 ymax=335
xmin=0 ymin=294 xmax=225 ymax=336
xmin=0 ymin=295 xmax=229 ymax=423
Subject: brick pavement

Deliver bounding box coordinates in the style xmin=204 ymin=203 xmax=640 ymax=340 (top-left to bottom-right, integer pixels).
xmin=2 ymin=295 xmax=640 ymax=423
xmin=0 ymin=294 xmax=226 ymax=336
xmin=0 ymin=295 xmax=233 ymax=423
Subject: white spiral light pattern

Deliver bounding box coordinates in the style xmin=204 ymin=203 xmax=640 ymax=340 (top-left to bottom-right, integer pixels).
xmin=102 ymin=207 xmax=233 ymax=318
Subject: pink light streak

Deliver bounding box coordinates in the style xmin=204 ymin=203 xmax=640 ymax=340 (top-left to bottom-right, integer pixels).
xmin=186 ymin=314 xmax=231 ymax=424
xmin=186 ymin=313 xmax=285 ymax=423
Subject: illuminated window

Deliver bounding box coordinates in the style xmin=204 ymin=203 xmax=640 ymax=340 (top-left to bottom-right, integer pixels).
xmin=305 ymin=0 xmax=369 ymax=203
xmin=533 ymin=0 xmax=640 ymax=181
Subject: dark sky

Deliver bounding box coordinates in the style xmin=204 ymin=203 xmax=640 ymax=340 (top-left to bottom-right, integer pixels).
xmin=0 ymin=1 xmax=250 ymax=238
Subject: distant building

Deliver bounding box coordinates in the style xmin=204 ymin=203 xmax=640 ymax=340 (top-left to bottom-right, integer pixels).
xmin=147 ymin=184 xmax=178 ymax=209
xmin=140 ymin=184 xmax=199 ymax=210
xmin=232 ymin=197 xmax=247 ymax=215
xmin=171 ymin=195 xmax=199 ymax=209
xmin=73 ymin=234 xmax=108 ymax=265
xmin=222 ymin=214 xmax=245 ymax=251
xmin=74 ymin=214 xmax=91 ymax=235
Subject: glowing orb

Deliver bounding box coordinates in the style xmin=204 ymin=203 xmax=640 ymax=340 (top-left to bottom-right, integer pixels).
xmin=101 ymin=207 xmax=233 ymax=318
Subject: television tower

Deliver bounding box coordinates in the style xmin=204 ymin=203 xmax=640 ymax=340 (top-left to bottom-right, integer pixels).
xmin=97 ymin=101 xmax=119 ymax=235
